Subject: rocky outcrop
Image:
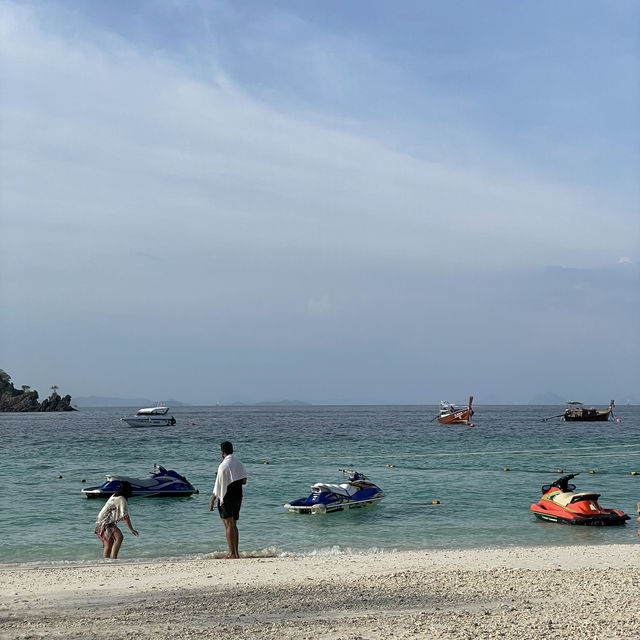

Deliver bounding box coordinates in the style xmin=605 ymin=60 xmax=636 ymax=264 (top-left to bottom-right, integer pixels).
xmin=0 ymin=369 xmax=77 ymax=412
xmin=0 ymin=389 xmax=41 ymax=412
xmin=38 ymin=392 xmax=75 ymax=412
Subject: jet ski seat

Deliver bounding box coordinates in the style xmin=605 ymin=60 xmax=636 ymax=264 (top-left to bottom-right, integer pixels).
xmin=551 ymin=492 xmax=577 ymax=507
xmin=311 ymin=482 xmax=359 ymax=497
xmin=105 ymin=474 xmax=160 ymax=488
xmin=552 ymin=491 xmax=600 ymax=507
xmin=569 ymin=491 xmax=601 ymax=504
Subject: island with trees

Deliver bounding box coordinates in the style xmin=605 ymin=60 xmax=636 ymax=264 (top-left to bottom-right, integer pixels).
xmin=0 ymin=369 xmax=77 ymax=412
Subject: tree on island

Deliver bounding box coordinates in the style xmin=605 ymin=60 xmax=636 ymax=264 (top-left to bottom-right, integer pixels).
xmin=0 ymin=369 xmax=76 ymax=412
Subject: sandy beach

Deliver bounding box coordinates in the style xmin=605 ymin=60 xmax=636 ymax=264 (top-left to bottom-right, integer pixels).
xmin=1 ymin=544 xmax=639 ymax=639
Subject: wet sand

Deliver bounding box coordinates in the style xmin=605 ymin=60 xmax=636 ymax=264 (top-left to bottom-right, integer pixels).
xmin=1 ymin=544 xmax=639 ymax=639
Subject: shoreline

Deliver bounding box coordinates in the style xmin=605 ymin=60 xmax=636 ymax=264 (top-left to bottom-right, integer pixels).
xmin=1 ymin=537 xmax=639 ymax=571
xmin=2 ymin=544 xmax=639 ymax=639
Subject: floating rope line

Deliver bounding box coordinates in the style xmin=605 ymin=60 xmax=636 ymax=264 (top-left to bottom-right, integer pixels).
xmin=277 ymin=442 xmax=640 ymax=462
xmin=536 ymin=451 xmax=640 ymax=458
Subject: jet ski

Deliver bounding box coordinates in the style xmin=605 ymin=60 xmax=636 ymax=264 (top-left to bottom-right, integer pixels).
xmin=82 ymin=463 xmax=197 ymax=498
xmin=530 ymin=473 xmax=629 ymax=526
xmin=284 ymin=469 xmax=384 ymax=514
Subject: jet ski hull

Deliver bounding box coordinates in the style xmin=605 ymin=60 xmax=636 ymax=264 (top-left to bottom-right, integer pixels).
xmin=83 ymin=487 xmax=195 ymax=498
xmin=530 ymin=504 xmax=629 ymax=526
xmin=285 ymin=470 xmax=384 ymax=514
xmin=285 ymin=493 xmax=384 ymax=514
xmin=82 ymin=465 xmax=197 ymax=498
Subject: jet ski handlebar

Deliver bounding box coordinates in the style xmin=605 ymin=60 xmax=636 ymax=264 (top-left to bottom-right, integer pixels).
xmin=555 ymin=473 xmax=578 ymax=483
xmin=547 ymin=473 xmax=578 ymax=493
xmin=339 ymin=469 xmax=366 ymax=480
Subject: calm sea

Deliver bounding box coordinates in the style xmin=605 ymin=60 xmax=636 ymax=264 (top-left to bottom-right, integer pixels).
xmin=1 ymin=405 xmax=638 ymax=565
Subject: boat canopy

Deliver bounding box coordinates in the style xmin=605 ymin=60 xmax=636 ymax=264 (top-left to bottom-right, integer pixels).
xmin=136 ymin=406 xmax=170 ymax=415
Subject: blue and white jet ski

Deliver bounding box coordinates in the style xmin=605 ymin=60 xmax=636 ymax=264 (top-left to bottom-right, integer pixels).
xmin=82 ymin=464 xmax=197 ymax=498
xmin=284 ymin=469 xmax=384 ymax=514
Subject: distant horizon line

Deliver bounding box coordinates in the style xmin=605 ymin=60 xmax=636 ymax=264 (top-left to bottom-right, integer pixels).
xmin=72 ymin=401 xmax=637 ymax=408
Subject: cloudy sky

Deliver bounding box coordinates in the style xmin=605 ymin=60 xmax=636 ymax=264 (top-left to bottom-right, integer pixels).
xmin=1 ymin=0 xmax=638 ymax=405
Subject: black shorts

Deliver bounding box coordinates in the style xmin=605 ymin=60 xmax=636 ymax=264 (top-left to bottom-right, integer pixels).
xmin=218 ymin=500 xmax=242 ymax=520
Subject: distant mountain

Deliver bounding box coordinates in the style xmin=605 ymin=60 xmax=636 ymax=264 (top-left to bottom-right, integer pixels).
xmin=528 ymin=392 xmax=638 ymax=406
xmin=530 ymin=392 xmax=566 ymax=405
xmin=230 ymin=399 xmax=312 ymax=406
xmin=73 ymin=396 xmax=190 ymax=407
xmin=256 ymin=400 xmax=312 ymax=406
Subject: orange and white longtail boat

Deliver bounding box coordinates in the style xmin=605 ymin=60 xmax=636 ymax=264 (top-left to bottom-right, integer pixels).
xmin=437 ymin=396 xmax=474 ymax=425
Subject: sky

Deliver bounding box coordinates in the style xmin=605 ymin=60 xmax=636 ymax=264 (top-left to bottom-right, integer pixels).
xmin=1 ymin=0 xmax=638 ymax=405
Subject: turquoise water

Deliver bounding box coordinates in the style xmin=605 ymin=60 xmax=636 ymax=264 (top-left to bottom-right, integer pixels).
xmin=1 ymin=405 xmax=638 ymax=564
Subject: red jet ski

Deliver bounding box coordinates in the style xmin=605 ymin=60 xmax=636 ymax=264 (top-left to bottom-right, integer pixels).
xmin=530 ymin=473 xmax=629 ymax=526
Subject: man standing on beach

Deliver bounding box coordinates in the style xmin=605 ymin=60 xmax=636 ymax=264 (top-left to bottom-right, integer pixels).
xmin=209 ymin=441 xmax=247 ymax=559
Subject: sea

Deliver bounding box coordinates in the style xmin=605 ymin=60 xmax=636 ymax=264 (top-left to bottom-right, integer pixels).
xmin=1 ymin=404 xmax=638 ymax=565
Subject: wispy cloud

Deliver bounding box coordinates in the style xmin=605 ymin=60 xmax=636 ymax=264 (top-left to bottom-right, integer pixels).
xmin=3 ymin=5 xmax=633 ymax=272
xmin=1 ymin=1 xmax=637 ymax=403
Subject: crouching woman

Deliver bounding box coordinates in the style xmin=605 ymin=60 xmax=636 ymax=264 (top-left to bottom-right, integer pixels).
xmin=94 ymin=481 xmax=139 ymax=559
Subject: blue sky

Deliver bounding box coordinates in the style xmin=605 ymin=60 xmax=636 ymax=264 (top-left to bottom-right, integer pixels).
xmin=1 ymin=1 xmax=638 ymax=404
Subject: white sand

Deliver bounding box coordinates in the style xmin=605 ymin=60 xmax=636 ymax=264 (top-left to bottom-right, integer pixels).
xmin=1 ymin=544 xmax=639 ymax=639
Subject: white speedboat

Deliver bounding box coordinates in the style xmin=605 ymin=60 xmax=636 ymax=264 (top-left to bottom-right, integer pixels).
xmin=121 ymin=405 xmax=176 ymax=427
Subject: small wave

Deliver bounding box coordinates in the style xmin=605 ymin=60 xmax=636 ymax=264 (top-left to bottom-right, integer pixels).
xmin=203 ymin=548 xmax=279 ymax=560
xmin=275 ymin=545 xmax=400 ymax=558
xmin=0 ymin=546 xmax=413 ymax=569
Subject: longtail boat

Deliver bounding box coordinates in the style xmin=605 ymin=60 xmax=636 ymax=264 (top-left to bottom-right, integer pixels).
xmin=437 ymin=396 xmax=474 ymax=425
xmin=563 ymin=400 xmax=614 ymax=422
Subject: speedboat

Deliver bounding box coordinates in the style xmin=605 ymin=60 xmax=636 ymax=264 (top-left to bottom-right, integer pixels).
xmin=284 ymin=469 xmax=384 ymax=514
xmin=121 ymin=404 xmax=176 ymax=427
xmin=530 ymin=473 xmax=629 ymax=526
xmin=82 ymin=464 xmax=197 ymax=498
